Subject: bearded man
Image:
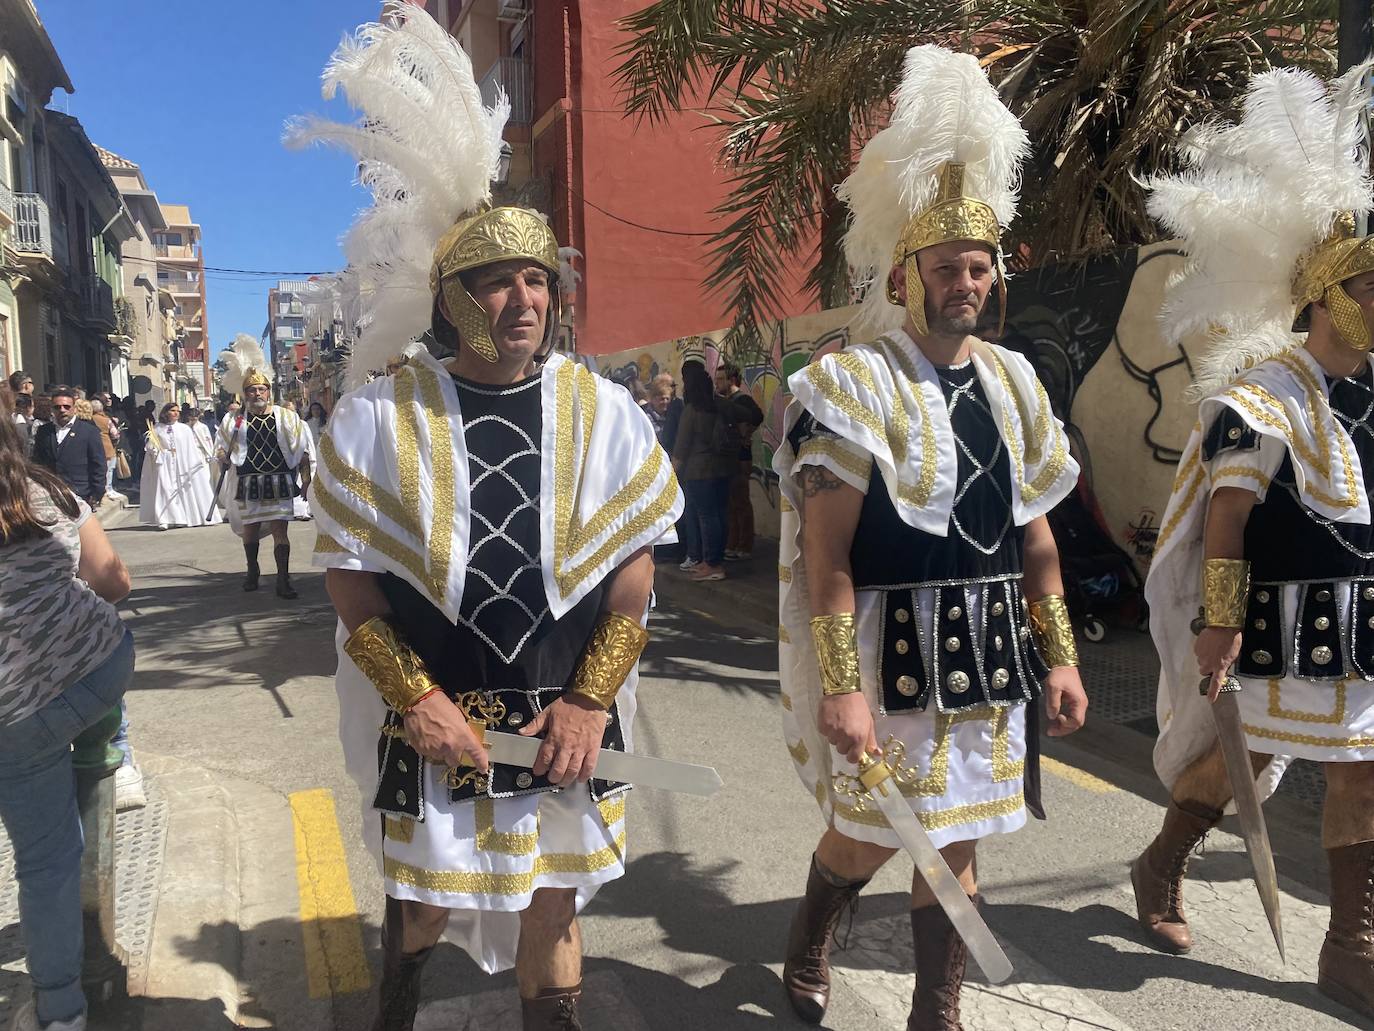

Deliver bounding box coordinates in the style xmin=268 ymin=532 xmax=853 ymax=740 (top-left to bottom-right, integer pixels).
xmin=215 ymin=335 xmax=310 ymax=599
xmin=293 ymin=9 xmax=681 ymax=1029
xmin=775 ymin=47 xmax=1088 ymax=1030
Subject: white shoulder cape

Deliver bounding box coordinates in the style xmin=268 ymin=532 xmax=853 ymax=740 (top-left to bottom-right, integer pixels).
xmin=216 ymin=405 xmax=309 ymax=469
xmin=773 ymin=332 xmax=1078 ymax=810
xmin=1146 ymin=346 xmax=1370 ymax=798
xmin=311 ymin=350 xmax=683 ymax=622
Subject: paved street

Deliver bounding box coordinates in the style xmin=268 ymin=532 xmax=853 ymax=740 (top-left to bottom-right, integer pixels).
xmin=3 ymin=512 xmax=1369 ymax=1031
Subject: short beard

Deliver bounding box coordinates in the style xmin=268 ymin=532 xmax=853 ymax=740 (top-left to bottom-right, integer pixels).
xmin=248 ymin=398 xmax=271 ymax=413
xmin=926 ymin=309 xmax=979 ymax=336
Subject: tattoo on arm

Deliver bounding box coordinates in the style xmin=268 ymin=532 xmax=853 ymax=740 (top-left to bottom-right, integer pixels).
xmin=801 ymin=465 xmax=844 ymax=498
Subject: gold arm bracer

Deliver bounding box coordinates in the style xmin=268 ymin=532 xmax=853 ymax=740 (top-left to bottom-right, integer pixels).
xmin=1202 ymin=558 xmax=1250 ymax=629
xmin=569 ymin=612 xmax=650 ymax=710
xmin=343 ymin=616 xmax=443 ymax=714
xmin=1027 ymin=595 xmax=1079 ymax=669
xmin=811 ymin=613 xmax=861 ymax=696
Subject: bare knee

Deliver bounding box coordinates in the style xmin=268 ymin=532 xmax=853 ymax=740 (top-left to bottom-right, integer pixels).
xmin=817 ymin=826 xmax=897 ymax=882
xmin=520 ymin=887 xmax=576 ymax=931
xmin=1323 ymin=762 xmax=1374 ymax=848
xmin=399 ymin=899 xmax=448 ymax=952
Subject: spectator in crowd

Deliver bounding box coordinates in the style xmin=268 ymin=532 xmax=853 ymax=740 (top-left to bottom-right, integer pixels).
xmin=646 ymin=380 xmax=674 ymax=440
xmin=31 ymin=388 xmax=106 ymax=510
xmin=32 ymin=395 xmax=52 ymax=428
xmin=715 ymin=362 xmax=765 ymax=560
xmin=304 ymin=401 xmax=328 ymax=444
xmin=130 ymin=401 xmax=155 ymax=480
xmin=87 ymin=400 xmax=124 ymax=504
xmin=672 ymin=360 xmax=736 ymax=581
xmin=12 ymin=394 xmax=35 ymax=457
xmin=8 ymin=370 xmax=33 ymax=396
xmin=0 ymin=389 xmax=134 ymax=1031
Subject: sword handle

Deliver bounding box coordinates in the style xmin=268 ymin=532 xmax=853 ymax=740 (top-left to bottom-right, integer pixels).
xmin=1199 ymin=675 xmax=1242 ymax=697
xmin=857 ymin=752 xmax=895 ymax=796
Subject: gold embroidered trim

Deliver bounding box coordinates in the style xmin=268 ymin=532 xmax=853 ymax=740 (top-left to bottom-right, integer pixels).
xmin=312 ymin=478 xmax=432 ymax=587
xmin=597 ymin=795 xmax=626 ymax=827
xmin=804 ymin=362 xmax=887 ymax=450
xmin=878 ymin=337 xmax=939 ymax=506
xmin=991 ymin=706 xmax=1024 ymax=782
xmin=475 ymin=798 xmax=539 ymax=856
xmin=414 ymin=364 xmax=457 ymax=600
xmin=780 ymin=497 xmax=795 ymax=514
xmin=394 ymin=367 xmax=422 ymax=527
xmin=1154 ymin=442 xmax=1206 ymax=554
xmin=780 ymin=691 xmax=794 ymax=711
xmin=1267 ymin=678 xmax=1347 ymax=725
xmin=787 ymin=739 xmax=810 ymax=766
xmin=1212 ymin=465 xmax=1272 ymax=489
xmin=835 ymin=351 xmax=910 ymax=466
xmin=1242 ymin=723 xmax=1374 ymax=749
xmin=797 ymin=437 xmax=871 ymax=482
xmin=384 ymin=831 xmax=628 ymax=895
xmin=988 ymin=349 xmax=1067 ymax=504
xmin=313 ymin=533 xmax=348 ymax=555
xmin=319 ymin=433 xmax=419 ymax=539
xmin=834 ymin=791 xmax=1025 ymax=831
xmin=779 ymin=625 xmax=792 ymax=644
xmin=384 ymin=816 xmax=415 ymax=843
xmin=779 ymin=564 xmax=793 ymax=583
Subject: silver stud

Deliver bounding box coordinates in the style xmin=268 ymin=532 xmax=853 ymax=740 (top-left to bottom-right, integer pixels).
xmin=1254 ymin=619 xmax=1267 ymax=631
xmin=946 ymin=671 xmax=971 ymax=694
xmin=1317 ymin=589 xmax=1332 ymax=603
xmin=1257 ymin=590 xmax=1271 ymax=603
xmin=1312 ymin=645 xmax=1334 ymax=665
xmin=1368 ymin=616 xmax=1374 ymax=629
xmin=991 ymin=668 xmax=1010 ymax=690
xmin=1020 ymin=626 xmax=1032 ymax=639
xmin=947 ymin=606 xmax=963 ymax=621
xmin=990 ymin=602 xmax=1006 ymax=617
xmin=1315 ymin=616 xmax=1331 ymax=631
xmin=516 ymin=772 xmax=534 ymax=789
xmin=895 ymin=639 xmax=910 ymax=656
xmin=507 ymin=712 xmax=525 ymax=727
xmin=994 ymin=635 xmax=1004 ymax=650
xmin=1364 ymin=586 xmax=1374 ymax=602
xmin=395 ymin=790 xmax=407 ymax=806
xmin=896 ymin=675 xmax=919 ymax=697
xmin=397 ymin=759 xmax=408 ymax=774
xmin=1252 ymin=650 xmax=1273 ymax=665
xmin=944 ymin=636 xmax=961 ymax=653
xmin=1227 ymin=426 xmax=1242 ymax=440
xmin=895 ymin=608 xmax=911 ymax=624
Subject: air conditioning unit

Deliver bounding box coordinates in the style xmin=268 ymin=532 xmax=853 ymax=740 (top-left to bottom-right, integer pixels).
xmin=497 ymin=0 xmax=528 ymax=22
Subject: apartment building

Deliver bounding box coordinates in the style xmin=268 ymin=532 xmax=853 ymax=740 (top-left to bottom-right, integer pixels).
xmin=266 ymin=279 xmax=311 ymax=404
xmin=155 ymin=203 xmax=210 ymax=400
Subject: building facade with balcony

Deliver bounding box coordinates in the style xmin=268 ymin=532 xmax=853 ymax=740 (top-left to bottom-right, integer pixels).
xmin=155 ymin=203 xmax=209 ymax=402
xmin=267 ymin=279 xmax=311 ymax=404
xmin=427 ymin=0 xmax=814 ymax=357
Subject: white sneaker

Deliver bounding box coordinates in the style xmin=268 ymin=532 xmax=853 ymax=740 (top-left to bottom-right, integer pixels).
xmin=678 ymin=558 xmax=699 ymax=570
xmin=10 ymin=1000 xmax=87 ymax=1031
xmin=115 ymin=765 xmax=147 ymax=812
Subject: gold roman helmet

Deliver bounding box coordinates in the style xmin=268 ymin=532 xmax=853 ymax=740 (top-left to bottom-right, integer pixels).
xmin=243 ymin=368 xmax=272 ymax=389
xmin=1292 ymin=213 xmax=1374 ymax=352
xmin=884 ymin=162 xmax=1005 ymax=337
xmin=429 ymin=206 xmax=561 ymax=363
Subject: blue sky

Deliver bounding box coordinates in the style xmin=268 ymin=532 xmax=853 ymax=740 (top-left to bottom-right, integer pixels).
xmin=39 ymin=0 xmax=382 ymax=353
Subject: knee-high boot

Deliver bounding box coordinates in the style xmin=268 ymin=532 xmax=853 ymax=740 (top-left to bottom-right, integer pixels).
xmin=274 ymin=542 xmax=297 ymax=599
xmin=371 ymin=897 xmax=436 ymax=1031
xmin=520 ymin=982 xmax=584 ymax=1030
xmin=907 ymin=900 xmax=972 ymax=1031
xmin=1318 ymin=840 xmax=1374 ymax=1021
xmin=1130 ymin=799 xmax=1222 ymax=953
xmin=782 ymin=853 xmax=870 ymax=1023
xmin=242 ymin=540 xmax=260 ymax=592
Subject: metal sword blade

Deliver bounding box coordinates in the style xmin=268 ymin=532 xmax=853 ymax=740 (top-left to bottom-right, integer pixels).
xmin=1210 ymin=692 xmax=1285 ymax=962
xmin=483 ymin=731 xmax=723 ymax=797
xmin=866 ymin=779 xmax=1014 ymax=984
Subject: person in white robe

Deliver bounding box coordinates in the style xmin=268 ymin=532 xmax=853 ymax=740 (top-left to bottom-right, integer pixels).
xmin=139 ymin=403 xmax=220 ymax=529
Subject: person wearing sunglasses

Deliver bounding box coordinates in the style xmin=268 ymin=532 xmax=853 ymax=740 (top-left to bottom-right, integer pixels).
xmin=31 ymin=387 xmax=106 ymax=511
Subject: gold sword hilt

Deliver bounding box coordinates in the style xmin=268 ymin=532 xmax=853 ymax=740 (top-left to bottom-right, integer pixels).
xmin=443 ymin=692 xmax=505 ymax=789
xmin=856 ymin=751 xmax=895 ymax=798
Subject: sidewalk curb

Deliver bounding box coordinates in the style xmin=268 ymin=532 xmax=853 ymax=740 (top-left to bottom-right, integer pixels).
xmin=135 ymin=753 xmax=243 ymax=1030
xmin=97 ymin=498 xmax=137 ymax=529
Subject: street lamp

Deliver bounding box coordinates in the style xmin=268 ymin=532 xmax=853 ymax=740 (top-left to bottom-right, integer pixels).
xmin=497 ymin=140 xmax=513 ymax=187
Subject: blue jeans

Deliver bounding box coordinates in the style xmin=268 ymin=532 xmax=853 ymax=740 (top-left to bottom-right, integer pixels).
xmin=683 ymin=476 xmax=731 ymax=566
xmin=0 ymin=629 xmax=134 ymax=1026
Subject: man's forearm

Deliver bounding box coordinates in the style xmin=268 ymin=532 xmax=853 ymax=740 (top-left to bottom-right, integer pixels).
xmin=326 ymin=568 xmax=392 ymax=633
xmin=602 ymin=546 xmax=653 ymax=620
xmin=1022 ymin=515 xmax=1065 ymax=600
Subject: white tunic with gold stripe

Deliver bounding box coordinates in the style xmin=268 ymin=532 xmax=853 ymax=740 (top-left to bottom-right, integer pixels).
xmin=776 ymin=331 xmax=1078 ymax=849
xmin=1148 ymin=347 xmax=1374 ymax=801
xmin=312 ymin=349 xmax=681 ymax=973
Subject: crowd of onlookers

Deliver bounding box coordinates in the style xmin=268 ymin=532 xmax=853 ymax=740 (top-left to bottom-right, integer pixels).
xmin=634 ymin=360 xmax=765 ymax=583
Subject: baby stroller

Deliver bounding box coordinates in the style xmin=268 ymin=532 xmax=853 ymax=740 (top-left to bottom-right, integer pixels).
xmin=1047 ymin=441 xmax=1147 ymax=643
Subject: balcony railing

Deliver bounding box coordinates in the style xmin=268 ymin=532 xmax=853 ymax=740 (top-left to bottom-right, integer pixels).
xmin=154 ymin=243 xmax=200 ymax=261
xmin=479 ymin=57 xmax=532 ymax=125
xmin=0 ymin=181 xmax=12 ymax=227
xmin=76 ymin=274 xmax=116 ymax=327
xmin=13 ymin=192 xmax=68 ymax=266
xmin=164 ymin=276 xmax=201 ymax=295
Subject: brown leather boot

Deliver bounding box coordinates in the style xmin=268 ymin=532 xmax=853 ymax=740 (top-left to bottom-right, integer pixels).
xmin=521 ymin=983 xmax=583 ymax=1030
xmin=1130 ymin=799 xmax=1222 ymax=954
xmin=371 ymin=897 xmax=436 ymax=1031
xmin=907 ymin=898 xmax=971 ymax=1031
xmin=274 ymin=542 xmax=297 ymax=599
xmin=782 ymin=854 xmax=870 ymax=1024
xmin=243 ymin=540 xmax=260 ymax=591
xmin=1318 ymin=840 xmax=1374 ymax=1021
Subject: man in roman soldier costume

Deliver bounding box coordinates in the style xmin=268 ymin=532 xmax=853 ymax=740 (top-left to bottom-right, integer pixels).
xmin=775 ymin=47 xmax=1088 ymax=1029
xmin=215 ymin=334 xmax=311 ymax=599
xmin=289 ymin=8 xmax=682 ymax=1030
xmin=1136 ymin=64 xmax=1374 ymax=1020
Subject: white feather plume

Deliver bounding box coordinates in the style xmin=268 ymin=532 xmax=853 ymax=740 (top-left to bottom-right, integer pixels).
xmin=218 ymin=334 xmax=272 ymax=397
xmin=284 ymin=3 xmax=509 ymax=385
xmin=1145 ymin=63 xmax=1374 ymax=396
xmin=839 ymin=45 xmax=1030 ymax=336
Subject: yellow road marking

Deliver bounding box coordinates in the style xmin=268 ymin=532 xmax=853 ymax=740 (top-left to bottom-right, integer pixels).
xmin=290 ymin=789 xmax=371 ymax=998
xmin=685 ymin=607 xmax=719 ymax=624
xmin=1042 ymin=757 xmax=1117 ymax=793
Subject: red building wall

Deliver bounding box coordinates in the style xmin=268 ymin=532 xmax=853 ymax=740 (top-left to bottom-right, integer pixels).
xmin=530 ymin=1 xmax=815 ymax=356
